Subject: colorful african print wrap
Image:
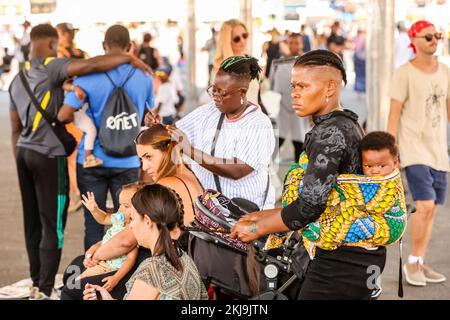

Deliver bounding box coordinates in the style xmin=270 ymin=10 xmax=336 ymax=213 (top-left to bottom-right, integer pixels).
xmin=264 ymin=152 xmax=407 ymax=257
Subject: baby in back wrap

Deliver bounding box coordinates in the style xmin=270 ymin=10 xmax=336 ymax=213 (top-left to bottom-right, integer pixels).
xmin=266 ymin=132 xmax=407 ymax=257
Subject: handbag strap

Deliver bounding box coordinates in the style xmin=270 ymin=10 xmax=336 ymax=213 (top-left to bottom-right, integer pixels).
xmin=210 ymin=113 xmax=225 ymax=193
xmin=261 ymin=172 xmax=270 ymax=209
xmin=19 ymin=70 xmax=57 ymax=128
xmin=209 ymin=112 xmax=271 ymax=208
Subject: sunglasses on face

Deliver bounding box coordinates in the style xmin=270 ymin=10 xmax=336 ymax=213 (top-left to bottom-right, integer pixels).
xmin=232 ymin=32 xmax=249 ymax=43
xmin=415 ymin=33 xmax=443 ymax=41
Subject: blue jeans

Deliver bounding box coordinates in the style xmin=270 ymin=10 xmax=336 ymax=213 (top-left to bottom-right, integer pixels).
xmin=162 ymin=115 xmax=175 ymax=125
xmin=76 ymin=165 xmax=140 ymax=251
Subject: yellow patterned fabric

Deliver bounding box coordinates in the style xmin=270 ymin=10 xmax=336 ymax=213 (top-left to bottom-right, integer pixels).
xmin=264 ymin=152 xmax=407 ymax=256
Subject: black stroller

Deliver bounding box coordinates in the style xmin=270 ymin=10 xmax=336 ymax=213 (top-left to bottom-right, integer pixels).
xmin=187 ymin=191 xmax=310 ymax=300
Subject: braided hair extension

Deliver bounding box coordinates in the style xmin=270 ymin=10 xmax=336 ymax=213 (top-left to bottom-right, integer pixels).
xmin=167 ymin=187 xmax=186 ymax=232
xmin=293 ymin=49 xmax=347 ymax=85
xmin=219 ymin=55 xmax=262 ymax=82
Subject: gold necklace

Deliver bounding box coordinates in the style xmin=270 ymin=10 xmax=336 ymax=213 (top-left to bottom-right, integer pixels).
xmin=226 ymin=103 xmax=250 ymax=120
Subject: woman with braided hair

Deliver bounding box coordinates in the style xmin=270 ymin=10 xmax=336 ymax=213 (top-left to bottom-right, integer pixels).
xmin=83 ymin=184 xmax=208 ymax=300
xmin=168 ymin=55 xmax=276 ymax=210
xmin=61 ymin=124 xmax=203 ymax=300
xmin=231 ymin=49 xmax=387 ymax=299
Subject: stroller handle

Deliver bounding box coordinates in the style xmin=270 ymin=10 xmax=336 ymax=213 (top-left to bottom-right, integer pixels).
xmin=195 ymin=198 xmax=233 ymax=231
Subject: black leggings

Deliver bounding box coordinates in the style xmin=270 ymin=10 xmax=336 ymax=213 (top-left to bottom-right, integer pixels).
xmin=298 ymin=246 xmax=386 ymax=300
xmin=61 ymin=248 xmax=151 ymax=300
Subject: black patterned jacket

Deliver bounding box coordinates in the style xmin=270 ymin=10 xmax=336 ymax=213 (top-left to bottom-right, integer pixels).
xmin=281 ymin=109 xmax=364 ymax=230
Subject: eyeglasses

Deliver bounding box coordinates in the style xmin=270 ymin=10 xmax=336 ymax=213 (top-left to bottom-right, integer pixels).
xmin=232 ymin=32 xmax=249 ymax=43
xmin=207 ymin=85 xmax=243 ymax=101
xmin=415 ymin=33 xmax=443 ymax=41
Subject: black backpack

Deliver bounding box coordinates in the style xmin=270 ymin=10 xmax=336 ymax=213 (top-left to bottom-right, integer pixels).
xmin=138 ymin=46 xmax=159 ymax=70
xmin=98 ymin=70 xmax=140 ymax=157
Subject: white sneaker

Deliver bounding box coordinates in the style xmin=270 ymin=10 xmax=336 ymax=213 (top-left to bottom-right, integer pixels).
xmin=403 ymin=262 xmax=427 ymax=286
xmin=422 ymin=264 xmax=446 ymax=283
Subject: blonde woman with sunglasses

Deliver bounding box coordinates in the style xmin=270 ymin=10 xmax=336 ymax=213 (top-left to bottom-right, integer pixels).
xmin=213 ymin=19 xmax=259 ymax=103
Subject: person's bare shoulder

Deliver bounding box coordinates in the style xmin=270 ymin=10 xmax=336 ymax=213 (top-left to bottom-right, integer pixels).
xmin=158 ymin=176 xmax=180 ymax=187
xmin=158 ymin=175 xmax=202 ymax=198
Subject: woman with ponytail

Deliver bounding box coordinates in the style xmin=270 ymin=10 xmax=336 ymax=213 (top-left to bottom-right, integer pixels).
xmin=86 ymin=123 xmax=203 ymax=259
xmin=61 ymin=124 xmax=203 ymax=300
xmin=134 ymin=124 xmax=204 ymax=226
xmin=83 ymin=184 xmax=208 ymax=300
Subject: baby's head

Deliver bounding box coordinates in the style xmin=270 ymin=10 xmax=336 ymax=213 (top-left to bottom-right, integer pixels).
xmin=118 ymin=182 xmax=147 ymax=222
xmin=155 ymin=67 xmax=170 ymax=83
xmin=360 ymin=131 xmax=398 ymax=176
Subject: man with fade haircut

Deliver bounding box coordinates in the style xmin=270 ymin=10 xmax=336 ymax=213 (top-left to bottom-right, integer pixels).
xmin=9 ymin=23 xmax=151 ymax=300
xmin=58 ymin=25 xmax=154 ymax=252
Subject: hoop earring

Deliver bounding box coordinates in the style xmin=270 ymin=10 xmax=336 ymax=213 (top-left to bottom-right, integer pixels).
xmin=326 ymin=95 xmax=329 ymax=104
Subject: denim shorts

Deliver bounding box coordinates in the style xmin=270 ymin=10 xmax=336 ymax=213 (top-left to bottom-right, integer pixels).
xmin=404 ymin=165 xmax=448 ymax=205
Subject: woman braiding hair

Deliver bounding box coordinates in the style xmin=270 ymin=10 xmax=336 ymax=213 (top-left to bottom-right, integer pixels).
xmin=168 ymin=54 xmax=275 ymax=210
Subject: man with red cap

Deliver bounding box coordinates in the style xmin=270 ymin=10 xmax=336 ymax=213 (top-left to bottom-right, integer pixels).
xmin=388 ymin=20 xmax=449 ymax=287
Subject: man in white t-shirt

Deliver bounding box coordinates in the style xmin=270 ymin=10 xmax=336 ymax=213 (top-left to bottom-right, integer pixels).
xmin=388 ymin=20 xmax=450 ymax=287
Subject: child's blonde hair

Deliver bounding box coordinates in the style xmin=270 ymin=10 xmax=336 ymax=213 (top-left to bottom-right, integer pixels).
xmin=118 ymin=182 xmax=147 ymax=197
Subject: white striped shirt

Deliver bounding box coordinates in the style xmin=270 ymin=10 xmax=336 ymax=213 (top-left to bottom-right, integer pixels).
xmin=176 ymin=102 xmax=276 ymax=209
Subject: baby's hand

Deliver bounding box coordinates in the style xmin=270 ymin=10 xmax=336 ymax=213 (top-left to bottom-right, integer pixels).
xmin=81 ymin=192 xmax=98 ymax=213
xmin=102 ymin=275 xmax=119 ymax=292
xmin=83 ymin=253 xmax=99 ymax=269
xmin=73 ymin=85 xmax=86 ymax=100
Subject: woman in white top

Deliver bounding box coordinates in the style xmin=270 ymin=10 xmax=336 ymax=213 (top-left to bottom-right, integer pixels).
xmin=168 ymin=56 xmax=275 ymax=209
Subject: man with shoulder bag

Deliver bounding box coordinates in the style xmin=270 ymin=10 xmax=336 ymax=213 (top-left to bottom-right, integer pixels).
xmin=9 ymin=24 xmax=151 ymax=300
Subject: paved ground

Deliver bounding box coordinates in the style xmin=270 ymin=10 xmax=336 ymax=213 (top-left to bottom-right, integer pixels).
xmin=0 ymin=86 xmax=449 ymax=299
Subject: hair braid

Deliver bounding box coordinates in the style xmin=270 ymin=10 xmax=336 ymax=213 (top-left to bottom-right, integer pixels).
xmin=219 ymin=55 xmax=261 ymax=82
xmin=167 ymin=188 xmax=186 ymax=231
xmin=294 ymin=49 xmax=347 ymax=85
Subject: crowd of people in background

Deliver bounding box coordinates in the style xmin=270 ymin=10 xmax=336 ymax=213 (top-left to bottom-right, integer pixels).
xmin=3 ymin=14 xmax=450 ymax=301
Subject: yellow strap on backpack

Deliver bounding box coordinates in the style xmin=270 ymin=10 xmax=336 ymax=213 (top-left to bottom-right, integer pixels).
xmin=30 ymin=57 xmax=55 ymax=131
